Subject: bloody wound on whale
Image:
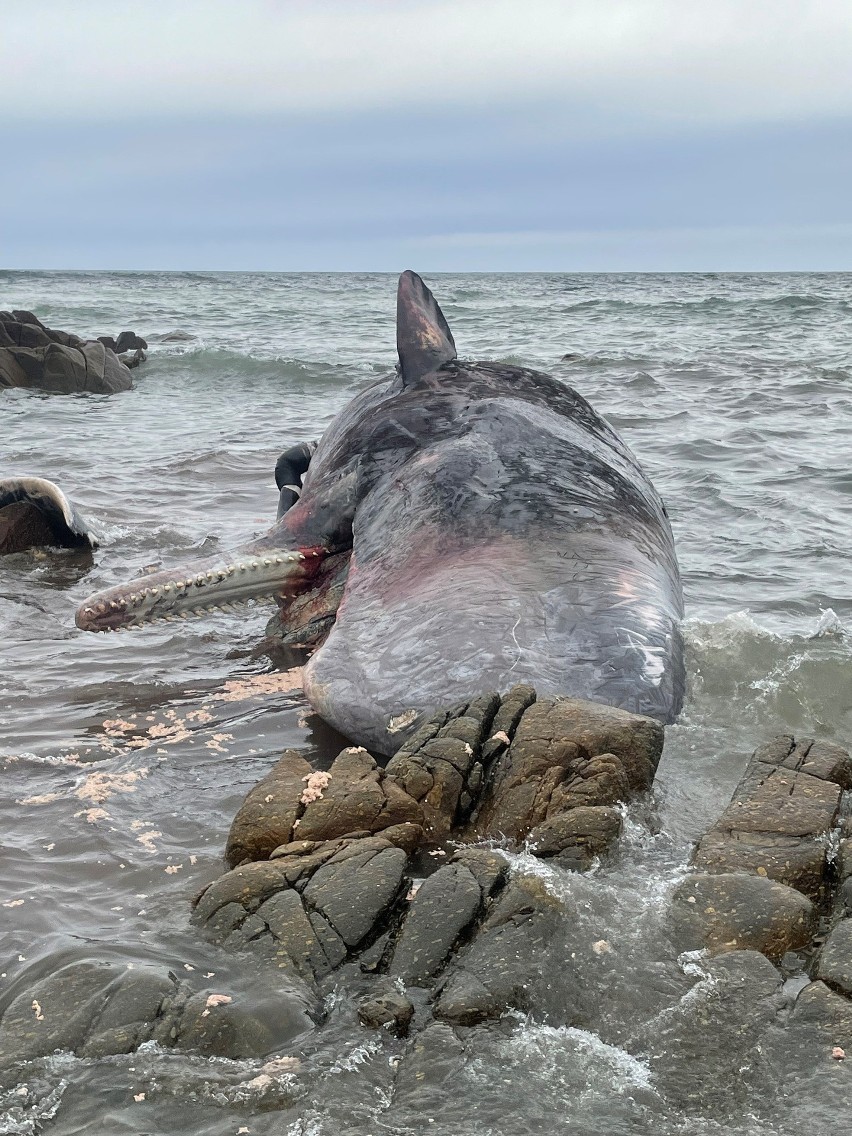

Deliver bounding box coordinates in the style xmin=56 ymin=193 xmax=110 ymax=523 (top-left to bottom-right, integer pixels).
xmin=76 ymin=271 xmax=685 ymax=753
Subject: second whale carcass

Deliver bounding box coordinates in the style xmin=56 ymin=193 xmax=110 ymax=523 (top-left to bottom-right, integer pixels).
xmin=76 ymin=272 xmax=684 ymax=754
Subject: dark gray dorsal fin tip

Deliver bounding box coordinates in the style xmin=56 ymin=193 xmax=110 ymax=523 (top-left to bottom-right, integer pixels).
xmin=396 ymin=270 xmax=457 ymax=385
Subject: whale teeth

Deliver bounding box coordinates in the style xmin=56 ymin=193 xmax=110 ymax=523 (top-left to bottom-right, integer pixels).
xmin=150 ymin=587 xmax=160 ymax=598
xmin=196 ymin=574 xmax=205 ymax=586
xmin=162 ymin=583 xmax=172 ymax=593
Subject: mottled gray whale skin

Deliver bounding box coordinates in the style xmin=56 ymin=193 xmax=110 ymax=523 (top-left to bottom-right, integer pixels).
xmin=76 ymin=272 xmax=684 ymax=754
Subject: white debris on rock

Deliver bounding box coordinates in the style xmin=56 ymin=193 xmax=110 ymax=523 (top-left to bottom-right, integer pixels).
xmin=301 ymin=770 xmax=332 ymax=804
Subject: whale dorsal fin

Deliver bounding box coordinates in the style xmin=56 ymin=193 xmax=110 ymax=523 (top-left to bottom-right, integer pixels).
xmin=396 ymin=270 xmax=456 ymax=385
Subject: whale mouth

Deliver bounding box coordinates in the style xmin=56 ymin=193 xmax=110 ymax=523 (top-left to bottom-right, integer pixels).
xmin=75 ymin=540 xmax=327 ymax=633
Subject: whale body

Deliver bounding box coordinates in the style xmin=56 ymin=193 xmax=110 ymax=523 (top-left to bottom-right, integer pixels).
xmin=76 ymin=272 xmax=684 ymax=753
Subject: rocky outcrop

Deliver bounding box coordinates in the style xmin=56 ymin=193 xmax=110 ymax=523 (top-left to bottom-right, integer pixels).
xmin=7 ymin=709 xmax=852 ymax=1113
xmin=692 ymin=735 xmax=850 ymax=899
xmin=0 ymin=310 xmax=147 ymax=393
xmin=192 ymin=689 xmax=663 ymax=1027
xmin=673 ymin=731 xmax=852 ymax=1063
xmin=672 ymin=734 xmax=851 ymax=962
xmin=635 ymin=950 xmax=787 ymax=1113
xmin=0 ymin=689 xmax=661 ymax=1066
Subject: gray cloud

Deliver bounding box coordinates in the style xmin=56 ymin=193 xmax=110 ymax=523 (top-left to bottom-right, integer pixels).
xmin=2 ymin=109 xmax=851 ymax=270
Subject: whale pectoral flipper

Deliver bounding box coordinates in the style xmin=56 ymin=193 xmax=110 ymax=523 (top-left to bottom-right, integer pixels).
xmin=396 ymin=269 xmax=457 ymax=384
xmin=275 ymin=440 xmax=318 ymax=519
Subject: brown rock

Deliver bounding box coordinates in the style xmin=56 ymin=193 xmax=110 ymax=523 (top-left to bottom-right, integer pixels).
xmin=357 ymin=989 xmax=415 ymax=1036
xmin=225 ymin=750 xmax=312 ymax=867
xmin=671 ymin=872 xmax=816 ymax=961
xmin=471 ymin=696 xmax=658 ymax=840
xmin=755 ymin=735 xmax=852 ymax=788
xmin=693 ymin=831 xmax=827 ymax=900
xmin=297 ymin=746 xmax=422 ymax=841
xmin=693 ymin=736 xmax=843 ymax=898
xmin=0 ymin=500 xmax=57 ymax=553
xmin=526 ymin=805 xmax=623 ymax=867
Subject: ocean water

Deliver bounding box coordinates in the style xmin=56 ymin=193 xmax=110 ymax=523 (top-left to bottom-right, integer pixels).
xmin=2 ymin=270 xmax=852 ymax=1134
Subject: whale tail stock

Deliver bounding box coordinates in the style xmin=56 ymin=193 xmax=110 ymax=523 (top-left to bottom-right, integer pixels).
xmin=396 ymin=269 xmax=457 ymax=385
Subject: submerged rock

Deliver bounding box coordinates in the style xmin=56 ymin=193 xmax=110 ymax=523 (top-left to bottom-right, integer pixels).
xmin=636 ymin=950 xmax=785 ymax=1112
xmin=356 ymin=987 xmax=415 ymax=1036
xmin=0 ymin=955 xmax=315 ymax=1069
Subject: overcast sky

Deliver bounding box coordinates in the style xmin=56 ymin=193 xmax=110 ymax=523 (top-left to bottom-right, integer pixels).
xmin=2 ymin=0 xmax=852 ymax=270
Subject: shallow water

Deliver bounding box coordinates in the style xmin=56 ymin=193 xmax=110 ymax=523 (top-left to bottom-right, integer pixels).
xmin=2 ymin=270 xmax=852 ymax=1133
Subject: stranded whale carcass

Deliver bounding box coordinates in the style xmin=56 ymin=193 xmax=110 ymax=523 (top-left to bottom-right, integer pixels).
xmin=1 ymin=477 xmax=98 ymax=555
xmin=76 ymin=272 xmax=684 ymax=754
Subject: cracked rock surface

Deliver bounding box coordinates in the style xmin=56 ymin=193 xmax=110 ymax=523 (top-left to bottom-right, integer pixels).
xmin=193 ymin=688 xmax=662 ymax=1027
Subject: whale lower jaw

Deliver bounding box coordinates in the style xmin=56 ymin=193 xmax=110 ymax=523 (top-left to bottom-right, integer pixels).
xmin=75 ymin=544 xmax=326 ymax=633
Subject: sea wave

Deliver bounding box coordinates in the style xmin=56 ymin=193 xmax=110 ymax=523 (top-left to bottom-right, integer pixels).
xmin=681 ymin=610 xmax=852 ymax=741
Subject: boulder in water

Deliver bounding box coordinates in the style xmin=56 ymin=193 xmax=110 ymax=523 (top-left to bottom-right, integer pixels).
xmin=0 ymin=313 xmax=148 ymax=394
xmin=692 ymin=734 xmax=849 ymax=900
xmin=670 ymin=871 xmax=816 ymax=961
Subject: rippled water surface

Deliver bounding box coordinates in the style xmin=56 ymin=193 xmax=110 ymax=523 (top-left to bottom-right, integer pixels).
xmin=2 ymin=271 xmax=852 ymax=1134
